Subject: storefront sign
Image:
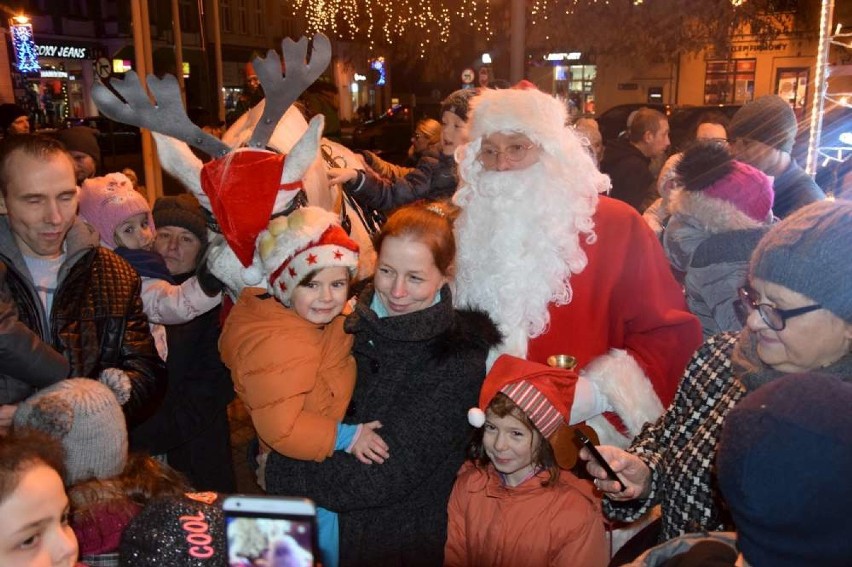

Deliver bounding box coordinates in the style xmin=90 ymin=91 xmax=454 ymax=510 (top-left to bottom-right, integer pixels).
xmin=40 ymin=70 xmax=68 ymax=78
xmin=729 ymin=43 xmax=788 ymax=54
xmin=37 ymin=44 xmax=91 ymax=60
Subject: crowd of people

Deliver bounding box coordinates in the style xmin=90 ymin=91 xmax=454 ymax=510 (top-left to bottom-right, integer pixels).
xmin=0 ymin=74 xmax=850 ymax=567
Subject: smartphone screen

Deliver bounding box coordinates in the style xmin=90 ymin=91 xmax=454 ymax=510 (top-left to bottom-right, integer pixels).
xmin=224 ymin=496 xmax=317 ymax=567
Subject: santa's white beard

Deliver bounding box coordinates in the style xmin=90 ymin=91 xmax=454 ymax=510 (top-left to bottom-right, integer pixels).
xmin=454 ymin=158 xmax=598 ymax=359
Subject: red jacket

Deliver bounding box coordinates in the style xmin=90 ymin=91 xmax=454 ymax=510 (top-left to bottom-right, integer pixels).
xmin=445 ymin=462 xmax=608 ymax=567
xmin=527 ymin=198 xmax=702 ymax=421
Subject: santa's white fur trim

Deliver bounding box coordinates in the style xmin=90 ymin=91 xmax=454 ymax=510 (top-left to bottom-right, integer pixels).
xmin=581 ymin=349 xmax=664 ymax=443
xmin=468 ymin=407 xmax=486 ymax=428
xmin=586 ymin=415 xmax=630 ymax=448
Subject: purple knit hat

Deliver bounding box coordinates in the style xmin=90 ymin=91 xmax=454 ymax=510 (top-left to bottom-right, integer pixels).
xmin=703 ymin=160 xmax=774 ymax=222
xmin=78 ymin=172 xmax=154 ymax=249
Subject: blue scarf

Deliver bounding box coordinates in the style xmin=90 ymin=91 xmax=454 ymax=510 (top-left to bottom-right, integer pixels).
xmin=114 ymin=247 xmax=175 ymax=284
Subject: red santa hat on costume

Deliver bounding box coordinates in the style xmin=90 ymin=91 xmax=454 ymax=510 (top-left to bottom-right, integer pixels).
xmin=258 ymin=206 xmax=359 ymax=305
xmin=468 ymin=354 xmax=577 ymax=439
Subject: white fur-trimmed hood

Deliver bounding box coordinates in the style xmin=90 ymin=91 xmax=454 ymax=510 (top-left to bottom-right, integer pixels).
xmin=669 ymin=188 xmax=767 ymax=235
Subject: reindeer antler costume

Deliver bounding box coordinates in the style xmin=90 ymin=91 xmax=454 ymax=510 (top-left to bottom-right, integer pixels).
xmin=92 ymin=34 xmax=332 ymax=298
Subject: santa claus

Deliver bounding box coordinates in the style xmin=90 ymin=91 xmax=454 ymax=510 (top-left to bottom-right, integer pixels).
xmin=453 ymin=87 xmax=703 ymax=446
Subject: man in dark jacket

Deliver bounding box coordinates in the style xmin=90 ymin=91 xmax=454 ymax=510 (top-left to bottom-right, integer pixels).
xmin=0 ymin=134 xmax=165 ymax=434
xmin=728 ymin=94 xmax=824 ymax=219
xmin=601 ymin=107 xmax=670 ymax=212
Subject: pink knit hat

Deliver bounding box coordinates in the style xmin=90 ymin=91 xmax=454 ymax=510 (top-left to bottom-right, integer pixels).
xmin=703 ymin=160 xmax=774 ymax=222
xmin=677 ymin=143 xmax=775 ymax=223
xmin=78 ymin=172 xmax=154 ymax=249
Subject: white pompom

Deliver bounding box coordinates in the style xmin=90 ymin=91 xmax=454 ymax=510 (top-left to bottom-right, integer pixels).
xmin=467 ymin=407 xmax=486 ymax=428
xmin=241 ymin=264 xmax=263 ymax=285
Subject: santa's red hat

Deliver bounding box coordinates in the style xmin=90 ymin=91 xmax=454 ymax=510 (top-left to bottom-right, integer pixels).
xmin=258 ymin=207 xmax=359 ymax=305
xmin=468 ymin=354 xmax=577 ymax=438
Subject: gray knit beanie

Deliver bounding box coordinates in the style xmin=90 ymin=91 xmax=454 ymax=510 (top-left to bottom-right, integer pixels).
xmin=13 ymin=378 xmax=129 ymax=484
xmin=750 ymin=200 xmax=852 ymax=322
xmin=728 ymin=95 xmax=797 ymax=154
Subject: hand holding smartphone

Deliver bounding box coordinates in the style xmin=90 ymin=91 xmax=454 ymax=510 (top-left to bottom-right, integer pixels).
xmin=574 ymin=429 xmax=626 ymax=493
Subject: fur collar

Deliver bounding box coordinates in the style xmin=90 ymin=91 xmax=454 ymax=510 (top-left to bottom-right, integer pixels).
xmin=669 ymin=189 xmax=765 ymax=234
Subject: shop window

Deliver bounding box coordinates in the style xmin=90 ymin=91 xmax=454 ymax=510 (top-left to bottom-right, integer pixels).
xmin=775 ymin=68 xmax=809 ymax=120
xmin=704 ymin=59 xmax=755 ymax=105
xmin=554 ymin=64 xmax=596 ymax=120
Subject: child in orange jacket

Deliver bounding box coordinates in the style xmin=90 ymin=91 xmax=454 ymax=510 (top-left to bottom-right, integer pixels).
xmin=220 ymin=207 xmax=387 ymax=567
xmin=445 ymin=354 xmax=608 ymax=567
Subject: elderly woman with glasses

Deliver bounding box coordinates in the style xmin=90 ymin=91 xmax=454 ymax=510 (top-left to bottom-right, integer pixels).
xmin=582 ymin=200 xmax=852 ymax=556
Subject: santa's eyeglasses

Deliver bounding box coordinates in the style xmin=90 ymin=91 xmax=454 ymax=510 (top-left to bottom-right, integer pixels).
xmin=734 ymin=286 xmax=822 ymax=331
xmin=477 ymin=143 xmax=536 ymax=167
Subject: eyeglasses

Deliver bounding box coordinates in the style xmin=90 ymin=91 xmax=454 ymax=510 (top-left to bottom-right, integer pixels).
xmin=477 ymin=143 xmax=536 ymax=167
xmin=735 ymin=286 xmax=822 ymax=331
xmin=699 ymin=137 xmax=730 ymax=146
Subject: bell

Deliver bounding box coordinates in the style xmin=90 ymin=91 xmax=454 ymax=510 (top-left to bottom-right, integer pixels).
xmin=546 ymin=354 xmax=577 ymax=370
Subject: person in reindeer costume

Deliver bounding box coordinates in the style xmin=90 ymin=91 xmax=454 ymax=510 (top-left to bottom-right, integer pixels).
xmin=453 ymin=86 xmax=704 ymax=449
xmin=92 ymin=34 xmax=374 ymax=302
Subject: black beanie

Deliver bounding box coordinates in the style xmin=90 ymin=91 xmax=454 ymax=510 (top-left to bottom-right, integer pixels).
xmin=152 ymin=193 xmax=208 ymax=244
xmin=55 ymin=126 xmax=102 ymax=165
xmin=717 ymin=373 xmax=852 ymax=567
xmin=120 ymin=493 xmax=227 ymax=566
xmin=0 ymin=103 xmax=27 ymax=131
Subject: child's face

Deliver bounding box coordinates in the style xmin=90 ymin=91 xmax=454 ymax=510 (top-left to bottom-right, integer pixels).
xmin=483 ymin=409 xmax=541 ymax=487
xmin=290 ymin=266 xmax=349 ymax=325
xmin=441 ymin=111 xmax=466 ymax=156
xmin=0 ymin=463 xmax=78 ymax=567
xmin=114 ymin=212 xmax=154 ymax=251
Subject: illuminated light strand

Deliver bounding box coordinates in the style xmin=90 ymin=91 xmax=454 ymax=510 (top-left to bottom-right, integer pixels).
xmin=288 ymin=0 xmax=492 ymax=56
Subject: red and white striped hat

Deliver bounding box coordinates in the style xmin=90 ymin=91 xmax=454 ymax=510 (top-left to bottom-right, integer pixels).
xmin=468 ymin=354 xmax=577 ymax=438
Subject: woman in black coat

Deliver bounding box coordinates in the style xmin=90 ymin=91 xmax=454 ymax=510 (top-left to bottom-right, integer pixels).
xmin=266 ymin=202 xmax=500 ymax=567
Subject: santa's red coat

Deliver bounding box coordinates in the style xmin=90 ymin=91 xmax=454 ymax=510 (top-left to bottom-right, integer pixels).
xmin=527 ymin=197 xmax=702 ymax=407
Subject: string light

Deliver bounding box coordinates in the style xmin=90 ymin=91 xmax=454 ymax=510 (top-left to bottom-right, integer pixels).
xmin=287 ymin=0 xmax=492 ymax=55
xmin=288 ymin=0 xmax=754 ymax=55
